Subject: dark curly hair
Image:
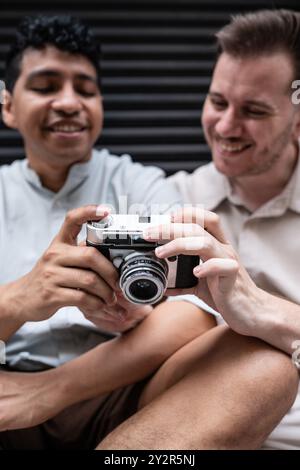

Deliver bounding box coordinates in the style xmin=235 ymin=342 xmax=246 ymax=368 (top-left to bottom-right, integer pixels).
xmin=5 ymin=14 xmax=101 ymax=92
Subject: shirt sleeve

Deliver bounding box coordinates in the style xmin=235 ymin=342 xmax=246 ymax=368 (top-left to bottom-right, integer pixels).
xmin=119 ymin=156 xmax=183 ymax=214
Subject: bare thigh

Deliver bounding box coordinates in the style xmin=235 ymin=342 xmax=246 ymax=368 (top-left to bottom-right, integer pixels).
xmin=97 ymin=325 xmax=298 ymax=449
xmin=139 ymin=325 xmax=298 ymax=411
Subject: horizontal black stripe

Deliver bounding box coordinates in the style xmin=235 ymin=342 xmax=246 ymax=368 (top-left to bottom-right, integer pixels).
xmin=1 ymin=0 xmax=299 ymax=172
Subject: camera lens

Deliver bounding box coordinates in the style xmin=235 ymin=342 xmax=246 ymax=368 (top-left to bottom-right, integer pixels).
xmin=129 ymin=279 xmax=158 ymax=301
xmin=119 ymin=253 xmax=168 ymax=304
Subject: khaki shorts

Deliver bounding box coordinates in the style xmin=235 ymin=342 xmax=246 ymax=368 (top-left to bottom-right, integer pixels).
xmin=0 ymin=379 xmax=147 ymax=449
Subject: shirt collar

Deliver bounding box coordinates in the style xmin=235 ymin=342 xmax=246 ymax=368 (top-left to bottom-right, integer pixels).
xmin=194 ymin=162 xmax=230 ymax=212
xmin=203 ymin=152 xmax=300 ymax=217
xmin=21 ymin=150 xmax=97 ymax=198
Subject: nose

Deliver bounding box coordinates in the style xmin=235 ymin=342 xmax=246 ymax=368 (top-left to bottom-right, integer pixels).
xmin=51 ymin=83 xmax=82 ymax=115
xmin=215 ymin=108 xmax=242 ymax=138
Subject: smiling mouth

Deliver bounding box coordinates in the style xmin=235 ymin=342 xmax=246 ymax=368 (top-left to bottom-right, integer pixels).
xmin=217 ymin=141 xmax=252 ymax=154
xmin=48 ymin=125 xmax=87 ymax=133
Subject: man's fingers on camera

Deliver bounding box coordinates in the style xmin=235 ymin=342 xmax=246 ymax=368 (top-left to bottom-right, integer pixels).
xmin=171 ymin=207 xmax=228 ymax=244
xmin=194 ymin=259 xmax=239 ymax=293
xmin=144 ymin=222 xmax=203 ymax=241
xmin=193 ymin=258 xmax=239 ymax=278
xmin=55 ymin=205 xmax=110 ymax=245
xmin=144 ymin=223 xmax=224 ymax=260
xmin=58 ymin=267 xmax=117 ymax=306
xmin=56 ymin=287 xmax=106 ymax=311
xmin=77 ymin=245 xmax=119 ymax=289
xmin=154 ymin=236 xmax=222 ymax=260
xmin=56 ymin=245 xmax=119 ymax=291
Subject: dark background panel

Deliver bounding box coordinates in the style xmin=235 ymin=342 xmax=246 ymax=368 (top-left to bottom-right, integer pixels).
xmin=0 ymin=0 xmax=299 ymax=173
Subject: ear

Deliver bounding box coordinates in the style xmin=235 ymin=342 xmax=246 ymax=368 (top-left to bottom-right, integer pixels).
xmin=1 ymin=90 xmax=18 ymax=129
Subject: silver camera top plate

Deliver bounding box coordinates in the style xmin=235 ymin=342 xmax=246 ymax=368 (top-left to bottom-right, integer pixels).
xmin=86 ymin=214 xmax=171 ymax=244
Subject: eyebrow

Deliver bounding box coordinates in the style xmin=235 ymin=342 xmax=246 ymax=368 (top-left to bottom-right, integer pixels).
xmin=208 ymin=91 xmax=275 ymax=111
xmin=26 ymin=69 xmax=98 ymax=84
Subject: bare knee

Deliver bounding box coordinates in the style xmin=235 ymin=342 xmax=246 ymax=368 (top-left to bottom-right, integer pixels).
xmin=220 ymin=327 xmax=299 ymax=405
xmin=202 ymin=327 xmax=299 ymax=448
xmin=254 ymin=340 xmax=299 ymax=408
xmin=140 ymin=325 xmax=298 ymax=409
xmin=190 ymin=325 xmax=299 ymax=395
xmin=99 ymin=326 xmax=299 ymax=450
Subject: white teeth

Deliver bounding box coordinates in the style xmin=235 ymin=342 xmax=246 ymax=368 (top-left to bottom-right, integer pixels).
xmin=51 ymin=125 xmax=84 ymax=133
xmin=220 ymin=144 xmax=248 ymax=152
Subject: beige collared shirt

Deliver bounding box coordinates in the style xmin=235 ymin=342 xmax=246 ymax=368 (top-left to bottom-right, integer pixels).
xmin=170 ymin=159 xmax=300 ymax=450
xmin=169 ymin=158 xmax=300 ymax=305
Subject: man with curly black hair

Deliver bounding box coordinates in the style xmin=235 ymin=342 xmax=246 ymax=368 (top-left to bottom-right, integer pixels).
xmin=4 ymin=15 xmax=102 ymax=93
xmin=0 ymin=14 xmax=203 ymax=449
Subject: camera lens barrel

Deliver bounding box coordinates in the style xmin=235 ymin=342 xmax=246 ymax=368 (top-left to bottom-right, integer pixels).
xmin=119 ymin=254 xmax=168 ymax=304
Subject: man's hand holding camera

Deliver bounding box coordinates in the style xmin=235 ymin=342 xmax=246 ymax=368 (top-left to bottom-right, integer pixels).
xmin=0 ymin=205 xmax=152 ymax=339
xmin=144 ymin=207 xmax=263 ymax=337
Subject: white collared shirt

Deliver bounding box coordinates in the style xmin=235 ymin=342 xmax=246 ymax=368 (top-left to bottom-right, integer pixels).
xmin=0 ymin=149 xmax=181 ymax=370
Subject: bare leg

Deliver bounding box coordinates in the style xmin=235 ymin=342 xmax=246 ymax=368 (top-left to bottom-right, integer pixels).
xmin=97 ymin=326 xmax=299 ymax=450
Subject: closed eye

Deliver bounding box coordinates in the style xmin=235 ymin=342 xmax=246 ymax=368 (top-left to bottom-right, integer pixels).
xmin=210 ymin=98 xmax=227 ymax=110
xmin=77 ymin=90 xmax=97 ymax=97
xmin=243 ymin=108 xmax=270 ymax=118
xmin=31 ymin=86 xmax=56 ymax=94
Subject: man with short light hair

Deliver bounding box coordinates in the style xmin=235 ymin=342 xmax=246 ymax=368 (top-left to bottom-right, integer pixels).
xmin=99 ymin=9 xmax=300 ymax=450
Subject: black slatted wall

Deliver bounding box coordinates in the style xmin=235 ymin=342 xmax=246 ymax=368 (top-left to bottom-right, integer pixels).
xmin=0 ymin=0 xmax=299 ymax=174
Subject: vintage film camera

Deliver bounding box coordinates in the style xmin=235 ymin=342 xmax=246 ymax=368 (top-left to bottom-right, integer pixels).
xmin=86 ymin=214 xmax=199 ymax=304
